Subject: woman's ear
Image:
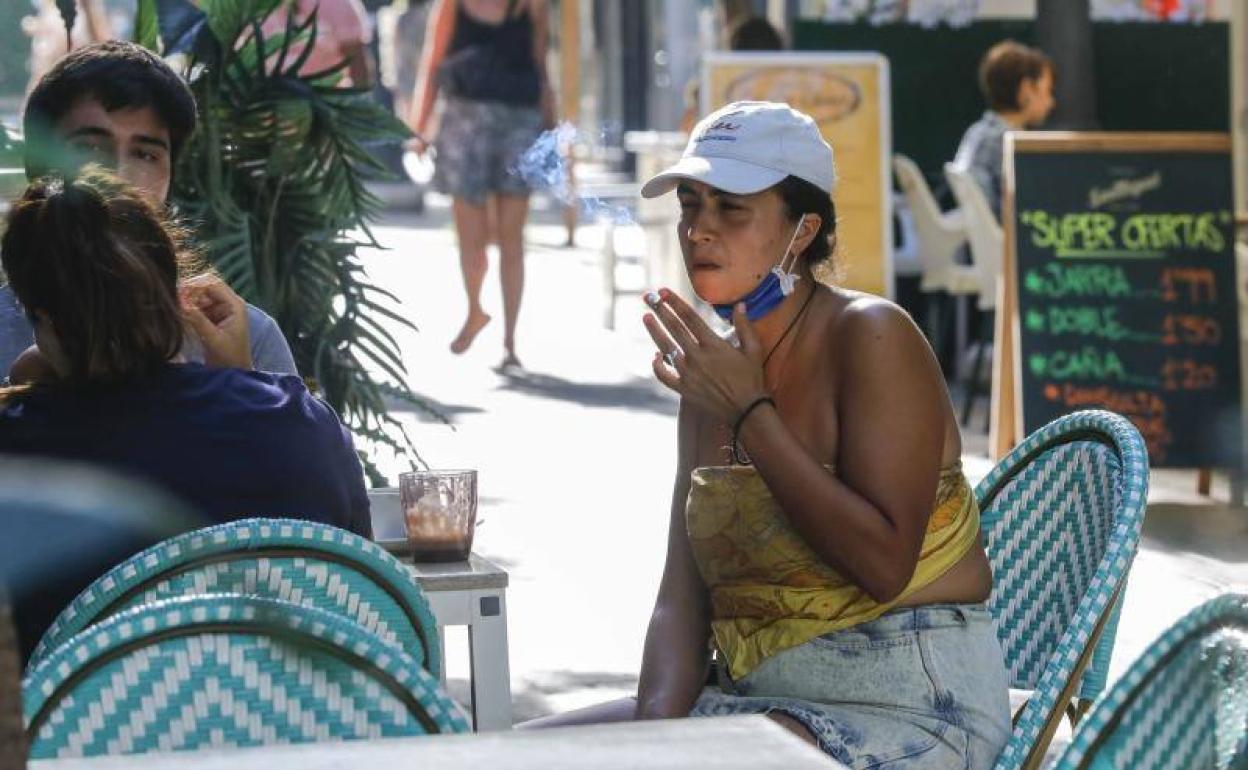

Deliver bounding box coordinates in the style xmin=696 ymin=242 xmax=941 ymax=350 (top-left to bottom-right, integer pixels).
xmin=792 ymin=213 xmax=822 ymax=261
xmin=1017 ymin=77 xmax=1041 ymax=114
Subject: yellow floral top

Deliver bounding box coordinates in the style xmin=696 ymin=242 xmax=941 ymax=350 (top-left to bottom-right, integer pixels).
xmin=686 ymin=463 xmax=980 ymax=680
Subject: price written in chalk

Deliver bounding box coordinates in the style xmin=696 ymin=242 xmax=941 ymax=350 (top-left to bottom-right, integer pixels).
xmin=1010 ymin=147 xmax=1240 ymax=468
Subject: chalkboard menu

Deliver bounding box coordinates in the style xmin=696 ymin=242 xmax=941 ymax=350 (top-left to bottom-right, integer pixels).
xmin=1006 ymin=134 xmax=1242 ymax=468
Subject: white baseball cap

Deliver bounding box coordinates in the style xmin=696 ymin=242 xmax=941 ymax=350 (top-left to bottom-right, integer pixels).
xmin=640 ymin=101 xmax=835 ymax=199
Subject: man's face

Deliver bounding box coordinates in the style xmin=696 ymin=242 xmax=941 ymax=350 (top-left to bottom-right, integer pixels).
xmin=54 ymin=97 xmax=172 ymax=203
xmin=1020 ymin=68 xmax=1056 ymax=128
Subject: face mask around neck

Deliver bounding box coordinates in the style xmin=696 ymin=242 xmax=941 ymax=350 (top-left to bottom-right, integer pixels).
xmin=712 ymin=214 xmax=806 ymax=322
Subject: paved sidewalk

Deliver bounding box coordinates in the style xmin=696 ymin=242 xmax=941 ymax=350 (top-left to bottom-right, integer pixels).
xmin=361 ymin=194 xmax=1248 ymax=737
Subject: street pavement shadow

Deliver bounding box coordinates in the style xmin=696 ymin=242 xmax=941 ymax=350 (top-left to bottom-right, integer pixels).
xmin=1139 ymin=502 xmax=1248 ymax=567
xmin=383 ymin=391 xmax=485 ymax=425
xmin=442 ymin=672 xmax=638 ymax=726
xmin=494 ymin=369 xmax=677 ymax=416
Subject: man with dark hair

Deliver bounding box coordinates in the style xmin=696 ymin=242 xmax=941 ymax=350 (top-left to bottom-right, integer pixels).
xmin=2 ymin=40 xmax=298 ymax=377
xmin=728 ymin=16 xmax=784 ymax=51
xmin=953 ymin=39 xmax=1055 ymax=220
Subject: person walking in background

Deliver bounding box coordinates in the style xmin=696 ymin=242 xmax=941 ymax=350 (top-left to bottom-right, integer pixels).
xmin=953 ymin=40 xmax=1055 ymax=221
xmin=21 ymin=0 xmax=111 ymax=95
xmin=260 ymin=0 xmax=374 ymax=87
xmin=408 ymin=0 xmax=555 ymax=370
xmin=681 ymin=16 xmax=784 ymax=134
xmin=393 ymin=0 xmax=431 ymax=122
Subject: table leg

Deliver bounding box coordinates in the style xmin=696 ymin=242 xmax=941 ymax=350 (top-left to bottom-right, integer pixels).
xmin=437 ymin=625 xmax=449 ymax=687
xmin=955 ymin=295 xmax=969 ymax=381
xmin=468 ymin=589 xmax=512 ymax=731
xmin=602 ymin=219 xmax=617 ymax=329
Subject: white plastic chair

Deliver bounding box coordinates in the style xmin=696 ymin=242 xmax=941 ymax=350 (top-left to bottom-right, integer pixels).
xmin=893 ymin=154 xmax=979 ymax=373
xmin=945 ymin=163 xmax=1005 ymax=426
xmin=943 ymin=163 xmax=1003 ymax=313
xmin=893 ymin=154 xmax=975 ymax=296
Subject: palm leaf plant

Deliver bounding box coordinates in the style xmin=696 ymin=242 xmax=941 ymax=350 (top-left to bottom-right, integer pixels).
xmin=127 ymin=0 xmax=433 ymax=481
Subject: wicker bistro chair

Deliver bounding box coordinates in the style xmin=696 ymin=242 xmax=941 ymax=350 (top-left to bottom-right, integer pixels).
xmin=976 ymin=410 xmax=1150 ymax=770
xmin=30 ymin=519 xmax=441 ymax=680
xmin=1050 ymin=594 xmax=1248 ymax=770
xmin=23 ymin=594 xmax=470 ymax=760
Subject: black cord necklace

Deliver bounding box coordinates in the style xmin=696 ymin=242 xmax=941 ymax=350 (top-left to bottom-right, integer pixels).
xmin=731 ymin=285 xmax=816 ymax=465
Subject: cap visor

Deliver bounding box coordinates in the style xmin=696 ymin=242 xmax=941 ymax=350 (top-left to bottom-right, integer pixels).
xmin=639 ymin=156 xmax=789 ymax=198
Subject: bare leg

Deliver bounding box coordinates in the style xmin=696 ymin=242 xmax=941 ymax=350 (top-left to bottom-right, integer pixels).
xmin=487 ymin=195 xmax=501 ymax=249
xmin=450 ymin=197 xmax=491 ymax=354
xmin=516 ymin=697 xmax=637 ymax=730
xmin=562 ymin=154 xmax=578 ymax=247
xmin=495 ymin=193 xmax=531 ymax=367
xmin=767 ymin=712 xmax=819 ymax=749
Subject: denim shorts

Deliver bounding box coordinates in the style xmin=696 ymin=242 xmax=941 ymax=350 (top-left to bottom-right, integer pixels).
xmin=691 ymin=603 xmax=1012 ymax=769
xmin=433 ymin=96 xmax=543 ymax=204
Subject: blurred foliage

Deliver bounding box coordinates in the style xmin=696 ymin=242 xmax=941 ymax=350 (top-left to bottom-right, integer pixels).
xmin=132 ymin=0 xmax=438 ymax=482
xmin=0 ymin=0 xmax=31 ymax=95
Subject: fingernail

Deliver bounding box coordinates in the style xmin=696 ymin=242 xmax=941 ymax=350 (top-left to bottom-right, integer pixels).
xmin=659 ymin=288 xmax=671 ymax=299
xmin=643 ymin=291 xmax=661 ymax=307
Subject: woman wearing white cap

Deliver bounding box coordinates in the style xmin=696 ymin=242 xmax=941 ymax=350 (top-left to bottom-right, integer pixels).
xmin=526 ymin=102 xmax=1011 ymax=768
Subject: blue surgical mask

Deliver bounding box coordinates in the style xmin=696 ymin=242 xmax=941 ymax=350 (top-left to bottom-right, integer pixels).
xmin=712 ymin=215 xmax=806 ymax=322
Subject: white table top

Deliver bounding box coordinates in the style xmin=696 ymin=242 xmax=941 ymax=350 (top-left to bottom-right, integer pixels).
xmin=406 ymin=553 xmax=509 ymax=591
xmin=367 ymin=487 xmax=508 ymax=591
xmin=30 ymin=716 xmax=840 ymax=769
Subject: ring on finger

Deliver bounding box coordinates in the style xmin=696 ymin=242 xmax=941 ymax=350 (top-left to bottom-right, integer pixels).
xmin=663 ymin=350 xmax=679 ymax=368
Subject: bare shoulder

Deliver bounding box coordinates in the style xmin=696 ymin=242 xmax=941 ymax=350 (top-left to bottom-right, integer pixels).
xmin=825 ymin=290 xmax=922 ymax=349
xmin=815 ymin=289 xmax=934 ymax=384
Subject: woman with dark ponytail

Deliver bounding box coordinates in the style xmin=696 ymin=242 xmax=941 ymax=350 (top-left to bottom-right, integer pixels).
xmin=0 ymin=169 xmax=372 ymax=547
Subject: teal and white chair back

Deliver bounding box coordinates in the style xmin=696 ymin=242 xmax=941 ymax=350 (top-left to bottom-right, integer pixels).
xmin=31 ymin=519 xmax=441 ymax=678
xmin=23 ymin=595 xmax=470 ymax=759
xmin=977 ymin=410 xmax=1149 ymax=770
xmin=1051 ymin=594 xmax=1248 ymax=770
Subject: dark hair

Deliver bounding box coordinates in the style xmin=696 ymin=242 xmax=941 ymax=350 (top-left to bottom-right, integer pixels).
xmin=22 ymin=41 xmax=197 ymax=181
xmin=776 ymin=175 xmax=836 ymax=267
xmin=1 ymin=167 xmax=195 ymax=385
xmin=729 ymin=17 xmax=784 ymax=51
xmin=978 ymin=40 xmax=1053 ymax=113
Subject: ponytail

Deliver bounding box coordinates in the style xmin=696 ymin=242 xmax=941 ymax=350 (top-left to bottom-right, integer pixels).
xmin=1 ymin=167 xmax=195 ymax=386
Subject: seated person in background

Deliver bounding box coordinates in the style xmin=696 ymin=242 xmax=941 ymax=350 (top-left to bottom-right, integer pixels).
xmin=0 ymin=168 xmax=372 ymax=538
xmin=953 ymin=40 xmax=1055 ymax=220
xmin=2 ymin=40 xmax=298 ymax=378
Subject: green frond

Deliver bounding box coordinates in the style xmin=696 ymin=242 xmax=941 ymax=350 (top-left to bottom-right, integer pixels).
xmin=161 ymin=0 xmax=437 ymax=482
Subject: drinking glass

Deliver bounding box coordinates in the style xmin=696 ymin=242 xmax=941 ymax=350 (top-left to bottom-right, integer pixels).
xmin=399 ymin=470 xmax=477 ymax=562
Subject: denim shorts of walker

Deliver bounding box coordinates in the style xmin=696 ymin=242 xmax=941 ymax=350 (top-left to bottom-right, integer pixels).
xmin=692 ymin=603 xmax=1012 ymax=770
xmin=432 ymin=96 xmax=543 ymax=204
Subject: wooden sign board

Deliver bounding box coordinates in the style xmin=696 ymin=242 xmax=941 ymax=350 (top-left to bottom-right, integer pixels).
xmin=702 ymin=52 xmax=893 ymax=298
xmin=995 ymin=132 xmax=1243 ymax=470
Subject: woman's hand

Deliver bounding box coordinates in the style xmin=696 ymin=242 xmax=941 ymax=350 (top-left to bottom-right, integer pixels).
xmin=180 ymin=275 xmax=252 ymax=370
xmin=540 ymin=86 xmax=557 ymax=131
xmin=405 ymin=134 xmax=431 ymax=157
xmin=643 ymin=289 xmax=767 ymax=424
xmin=7 ymin=345 xmax=58 ymax=385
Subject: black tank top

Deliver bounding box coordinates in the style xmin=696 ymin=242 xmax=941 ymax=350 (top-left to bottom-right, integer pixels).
xmin=441 ymin=0 xmax=540 ymax=106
